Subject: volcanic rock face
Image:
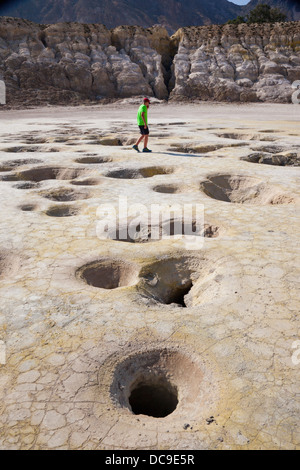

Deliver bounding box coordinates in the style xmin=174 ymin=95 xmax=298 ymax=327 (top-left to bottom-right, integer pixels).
xmin=0 ymin=17 xmax=300 ymax=105
xmin=0 ymin=19 xmax=170 ymax=104
xmin=170 ymin=22 xmax=300 ymax=102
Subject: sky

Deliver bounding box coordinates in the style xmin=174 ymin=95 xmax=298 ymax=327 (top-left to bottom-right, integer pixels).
xmin=229 ymin=0 xmax=251 ymax=5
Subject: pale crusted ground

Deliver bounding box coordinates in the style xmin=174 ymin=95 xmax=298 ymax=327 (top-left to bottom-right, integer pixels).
xmin=0 ymin=102 xmax=299 ymax=450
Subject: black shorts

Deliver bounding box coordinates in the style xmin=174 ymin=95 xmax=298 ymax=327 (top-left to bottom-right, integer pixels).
xmin=139 ymin=125 xmax=149 ymax=135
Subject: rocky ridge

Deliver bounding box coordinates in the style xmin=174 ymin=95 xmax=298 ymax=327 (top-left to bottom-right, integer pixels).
xmin=170 ymin=21 xmax=300 ymax=102
xmin=0 ymin=17 xmax=299 ymax=106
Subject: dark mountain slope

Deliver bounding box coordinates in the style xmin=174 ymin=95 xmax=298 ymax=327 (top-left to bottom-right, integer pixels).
xmin=0 ymin=0 xmax=242 ymax=33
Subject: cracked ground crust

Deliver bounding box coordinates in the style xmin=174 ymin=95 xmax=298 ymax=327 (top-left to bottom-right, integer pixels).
xmin=0 ymin=102 xmax=299 ymax=450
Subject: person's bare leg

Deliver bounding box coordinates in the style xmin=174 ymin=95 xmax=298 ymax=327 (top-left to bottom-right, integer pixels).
xmin=135 ymin=135 xmax=144 ymax=146
xmin=144 ymin=135 xmax=149 ymax=148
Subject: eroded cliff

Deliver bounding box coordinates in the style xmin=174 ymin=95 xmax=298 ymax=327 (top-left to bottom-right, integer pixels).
xmin=0 ymin=17 xmax=299 ymax=106
xmin=170 ymin=22 xmax=300 ymax=102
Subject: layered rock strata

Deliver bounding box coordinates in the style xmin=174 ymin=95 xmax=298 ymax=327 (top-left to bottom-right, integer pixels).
xmin=0 ymin=17 xmax=299 ymax=105
xmin=170 ymin=22 xmax=300 ymax=102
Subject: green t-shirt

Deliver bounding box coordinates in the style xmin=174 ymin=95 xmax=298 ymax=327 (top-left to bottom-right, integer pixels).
xmin=137 ymin=104 xmax=148 ymax=126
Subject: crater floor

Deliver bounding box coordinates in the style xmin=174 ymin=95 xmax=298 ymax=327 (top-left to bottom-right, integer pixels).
xmin=0 ymin=101 xmax=299 ymax=450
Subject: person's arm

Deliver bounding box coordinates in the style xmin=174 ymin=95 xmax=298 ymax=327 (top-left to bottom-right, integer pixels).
xmin=141 ymin=112 xmax=147 ymax=128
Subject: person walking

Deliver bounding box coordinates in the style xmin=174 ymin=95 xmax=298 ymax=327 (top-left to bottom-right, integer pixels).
xmin=132 ymin=98 xmax=152 ymax=153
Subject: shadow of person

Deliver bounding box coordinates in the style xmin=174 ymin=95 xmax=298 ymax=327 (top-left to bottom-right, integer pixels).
xmin=158 ymin=151 xmax=206 ymax=158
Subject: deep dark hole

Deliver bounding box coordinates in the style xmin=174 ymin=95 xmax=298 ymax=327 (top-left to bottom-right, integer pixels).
xmin=129 ymin=380 xmax=178 ymax=418
xmin=166 ymin=281 xmax=193 ymax=307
